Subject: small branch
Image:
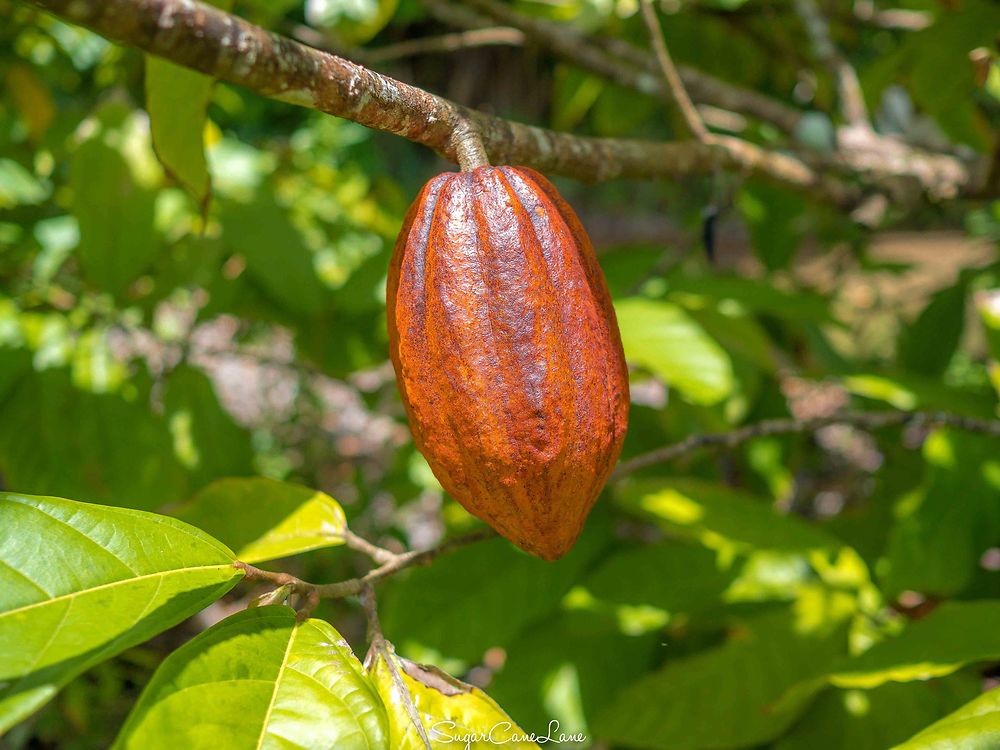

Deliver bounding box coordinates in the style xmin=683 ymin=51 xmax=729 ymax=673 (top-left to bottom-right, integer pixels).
xmin=640 ymin=0 xmax=710 ymax=142
xmin=853 ymin=1 xmax=932 ymax=31
xmin=25 ymin=0 xmax=856 ymax=203
xmin=361 ymin=585 xmax=432 ymax=750
xmin=457 ymin=0 xmax=803 ymax=134
xmin=365 ymin=27 xmax=525 ymax=64
xmin=793 ymin=0 xmax=870 ymax=128
xmin=234 ymin=528 xmax=497 ymax=617
xmin=612 ymin=411 xmax=1000 ymax=479
xmin=339 ymin=528 xmax=397 ymax=565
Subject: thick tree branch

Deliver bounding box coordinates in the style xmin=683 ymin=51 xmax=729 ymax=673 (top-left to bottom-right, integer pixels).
xmin=612 ymin=410 xmax=1000 ymax=478
xmin=25 ymin=0 xmax=864 ymax=204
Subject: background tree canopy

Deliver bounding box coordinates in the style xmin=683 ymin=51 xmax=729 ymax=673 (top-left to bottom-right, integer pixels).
xmin=1 ymin=0 xmax=1000 ymax=748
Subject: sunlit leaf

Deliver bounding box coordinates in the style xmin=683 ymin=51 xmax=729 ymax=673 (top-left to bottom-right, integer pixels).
xmin=368 ymin=649 xmax=540 ymax=749
xmin=615 ymin=297 xmax=734 ymax=405
xmin=893 ymin=686 xmax=1000 ymax=750
xmin=829 ymin=601 xmax=1000 ymax=688
xmin=0 ymin=492 xmax=242 ymax=732
xmin=114 ymin=606 xmax=388 ymax=749
xmin=172 ymin=477 xmax=347 ymax=564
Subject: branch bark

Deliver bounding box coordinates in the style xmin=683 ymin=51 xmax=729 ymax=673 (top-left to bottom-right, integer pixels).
xmin=25 ymin=0 xmax=862 ymax=205
xmin=612 ymin=410 xmax=1000 ymax=478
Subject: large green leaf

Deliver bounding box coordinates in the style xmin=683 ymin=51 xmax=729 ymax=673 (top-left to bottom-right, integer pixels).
xmin=144 ymin=2 xmax=229 ymax=205
xmin=172 ymin=477 xmax=347 ymax=564
xmin=898 ymin=279 xmax=968 ymax=378
xmin=893 ymin=687 xmax=1000 ymax=750
xmin=368 ymin=650 xmax=539 ymax=749
xmin=381 ymin=532 xmax=605 ymax=664
xmin=0 ymin=492 xmax=242 ymax=732
xmin=615 ymin=297 xmax=734 ymax=405
xmin=882 ymin=430 xmax=1000 ymax=598
xmin=218 ymin=197 xmax=326 ymax=316
xmin=829 ymin=601 xmax=1000 ymax=689
xmin=70 ymin=138 xmax=159 ymax=295
xmin=114 ymin=606 xmax=388 ymax=749
xmin=776 ymin=677 xmax=981 ymax=750
xmin=594 ymin=608 xmax=849 ymax=749
xmin=488 ymin=610 xmax=658 ymax=737
xmin=617 ymin=478 xmax=841 ymax=555
xmin=162 ymin=366 xmax=254 ymax=490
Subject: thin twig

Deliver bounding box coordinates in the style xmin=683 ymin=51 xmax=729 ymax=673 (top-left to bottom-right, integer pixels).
xmin=793 ymin=0 xmax=870 ymax=128
xmin=234 ymin=528 xmax=497 ymax=616
xmin=365 ymin=27 xmax=525 ymax=64
xmin=361 ymin=585 xmax=433 ymax=750
xmin=338 ymin=528 xmax=397 ymax=565
xmin=639 ymin=0 xmax=710 ymax=142
xmin=612 ymin=410 xmax=1000 ymax=479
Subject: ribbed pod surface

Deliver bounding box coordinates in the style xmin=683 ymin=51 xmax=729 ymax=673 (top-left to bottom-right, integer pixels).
xmin=387 ymin=166 xmax=629 ymax=560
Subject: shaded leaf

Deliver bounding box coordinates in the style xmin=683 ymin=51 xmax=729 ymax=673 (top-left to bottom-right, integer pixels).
xmin=594 ymin=609 xmax=849 ymax=749
xmin=898 ymin=279 xmax=968 ymax=377
xmin=70 ymin=138 xmax=159 ymax=295
xmin=114 ymin=606 xmax=388 ymax=749
xmin=381 ymin=532 xmax=605 ymax=664
xmin=0 ymin=492 xmax=242 ymax=732
xmin=172 ymin=477 xmax=347 ymax=564
xmin=162 ymin=366 xmax=254 ymax=490
xmin=218 ymin=197 xmax=326 ymax=316
xmin=776 ymin=676 xmax=981 ymax=750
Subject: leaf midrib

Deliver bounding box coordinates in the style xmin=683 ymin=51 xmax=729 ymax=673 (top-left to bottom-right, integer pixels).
xmin=0 ymin=564 xmax=239 ymax=620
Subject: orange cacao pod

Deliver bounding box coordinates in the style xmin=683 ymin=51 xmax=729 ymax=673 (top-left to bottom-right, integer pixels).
xmin=387 ymin=166 xmax=629 ymax=560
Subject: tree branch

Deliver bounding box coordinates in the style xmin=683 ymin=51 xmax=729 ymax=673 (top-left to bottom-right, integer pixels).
xmin=456 ymin=0 xmax=803 ymax=134
xmin=234 ymin=528 xmax=497 ymax=617
xmin=25 ymin=0 xmax=874 ymax=205
xmin=793 ymin=0 xmax=870 ymax=128
xmin=640 ymin=0 xmax=710 ymax=141
xmin=612 ymin=410 xmax=1000 ymax=478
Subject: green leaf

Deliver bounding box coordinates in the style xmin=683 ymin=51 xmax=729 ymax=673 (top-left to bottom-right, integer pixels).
xmin=615 ymin=297 xmax=734 ymax=405
xmin=737 ymin=182 xmax=807 ymax=271
xmin=114 ymin=606 xmax=388 ymax=749
xmin=145 ymin=59 xmax=213 ymax=205
xmin=594 ymin=609 xmax=849 ymax=749
xmin=830 ymin=601 xmax=1000 ymax=689
xmin=883 ymin=430 xmax=1000 ymax=597
xmin=488 ymin=610 xmax=658 ymax=736
xmin=666 ymin=275 xmax=836 ymax=325
xmin=618 ymin=478 xmax=841 ymax=555
xmin=70 ymin=138 xmax=159 ymax=295
xmin=0 ymin=158 xmax=49 ymax=209
xmin=776 ymin=676 xmax=981 ymax=750
xmin=381 ymin=533 xmax=604 ymax=664
xmin=898 ymin=279 xmax=968 ymax=377
xmin=368 ymin=650 xmax=539 ymax=749
xmin=172 ymin=477 xmax=347 ymax=564
xmin=162 ymin=366 xmax=253 ymax=489
xmin=0 ymin=492 xmax=242 ymax=732
xmin=218 ymin=196 xmax=326 ymax=316
xmin=0 ymin=368 xmax=186 ymax=508
xmin=583 ymin=541 xmax=736 ymax=615
xmin=893 ymin=686 xmax=1000 ymax=750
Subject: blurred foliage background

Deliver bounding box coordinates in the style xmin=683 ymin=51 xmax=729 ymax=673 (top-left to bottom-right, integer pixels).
xmin=1 ymin=0 xmax=1000 ymax=747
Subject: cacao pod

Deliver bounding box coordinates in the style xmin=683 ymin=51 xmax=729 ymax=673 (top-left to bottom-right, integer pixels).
xmin=387 ymin=166 xmax=629 ymax=560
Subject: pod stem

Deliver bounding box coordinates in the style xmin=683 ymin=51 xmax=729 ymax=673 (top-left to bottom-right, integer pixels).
xmin=452 ymin=124 xmax=490 ymax=171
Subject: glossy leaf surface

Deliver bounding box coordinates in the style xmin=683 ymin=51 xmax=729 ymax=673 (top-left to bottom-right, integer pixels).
xmin=0 ymin=492 xmax=242 ymax=731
